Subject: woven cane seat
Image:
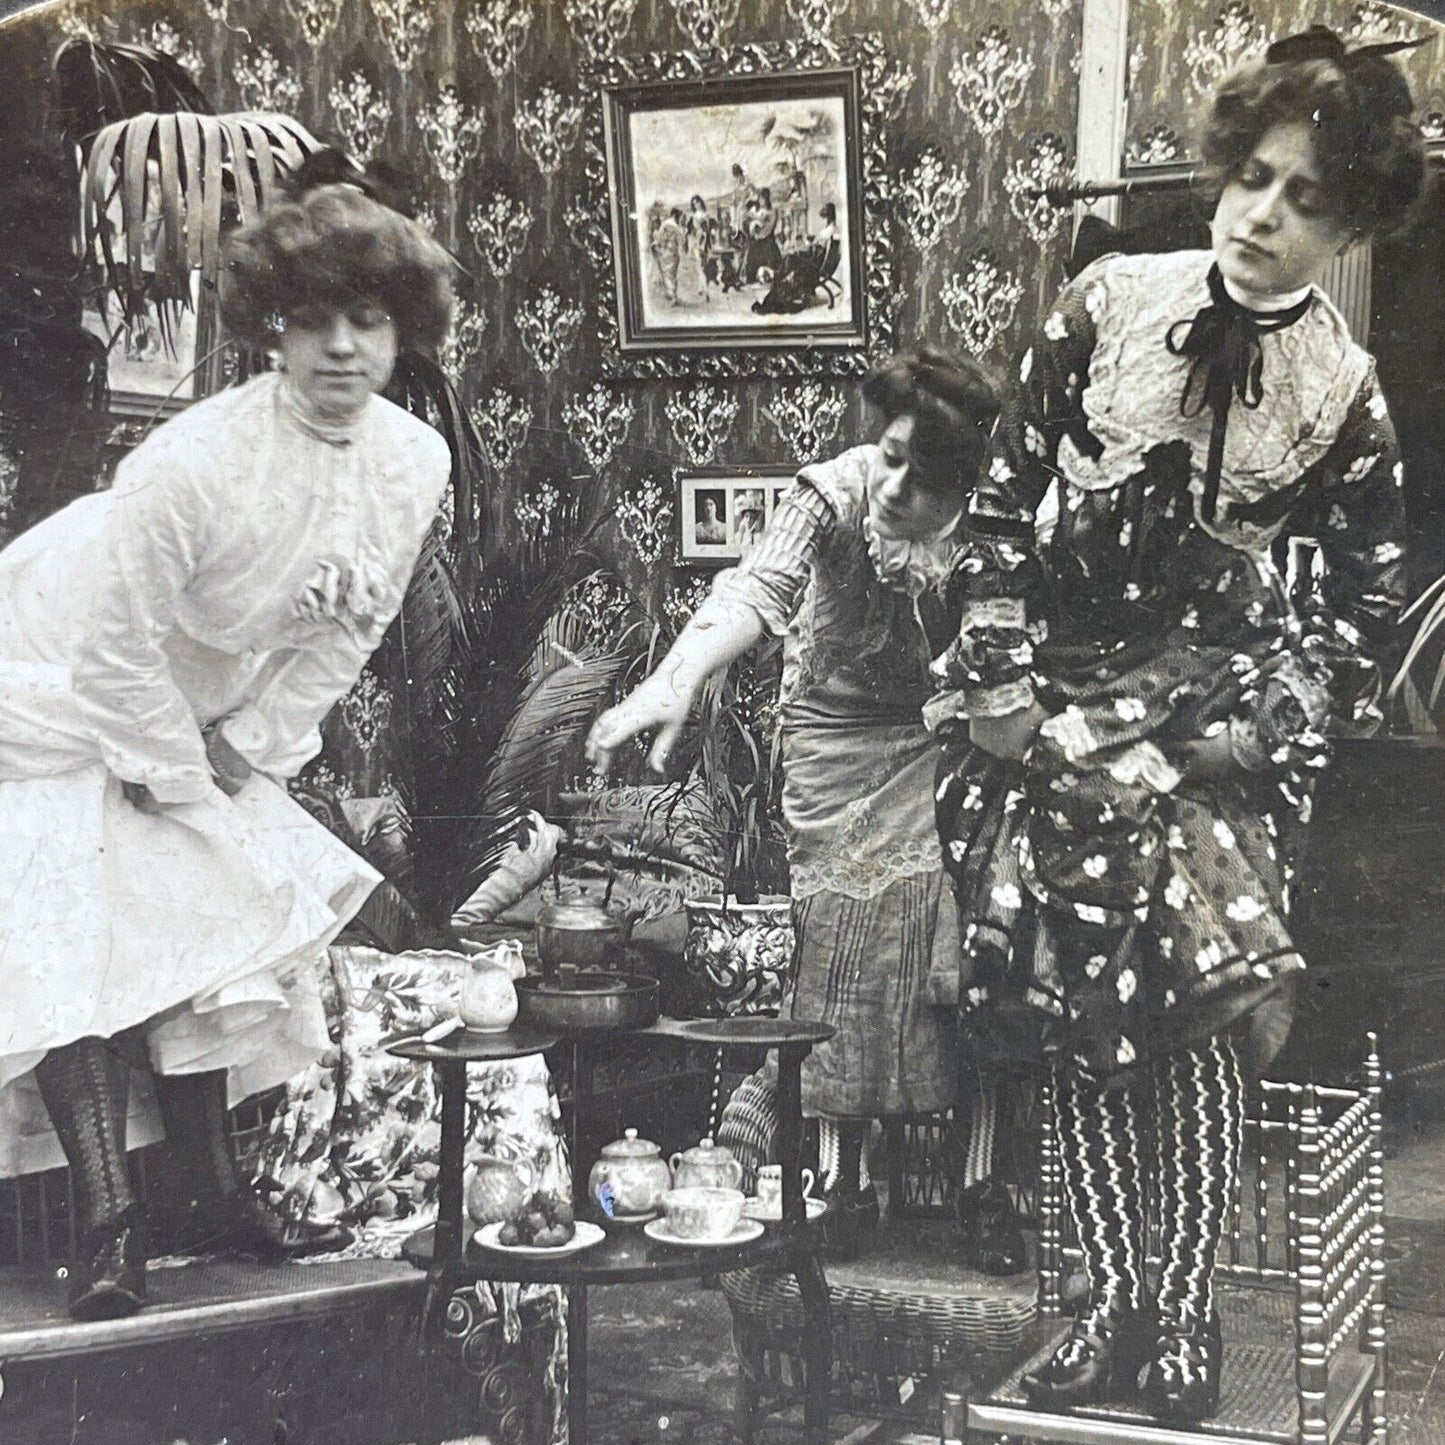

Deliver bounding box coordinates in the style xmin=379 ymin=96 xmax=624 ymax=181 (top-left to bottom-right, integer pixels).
xmin=973 ymin=1321 xmax=1375 ymax=1444
xmin=720 ymin=1216 xmax=1037 ymax=1383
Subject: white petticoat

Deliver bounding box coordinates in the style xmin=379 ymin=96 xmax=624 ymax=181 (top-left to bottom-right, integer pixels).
xmin=0 ymin=764 xmax=379 ymax=1175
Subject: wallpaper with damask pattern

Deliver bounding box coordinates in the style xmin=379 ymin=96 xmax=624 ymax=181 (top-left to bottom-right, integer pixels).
xmin=3 ymin=0 xmax=1085 ymax=827
xmin=1126 ymin=0 xmax=1445 ymax=166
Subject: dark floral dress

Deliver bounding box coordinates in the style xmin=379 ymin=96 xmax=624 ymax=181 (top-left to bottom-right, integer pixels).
xmin=927 ymin=250 xmax=1406 ymax=1077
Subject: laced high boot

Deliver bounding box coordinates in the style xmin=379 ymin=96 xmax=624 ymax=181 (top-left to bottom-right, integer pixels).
xmin=1141 ymin=1036 xmax=1241 ymax=1424
xmin=154 ymin=1069 xmax=352 ymax=1259
xmin=955 ymin=1076 xmax=1028 ymax=1276
xmin=1023 ymin=1063 xmax=1153 ymax=1407
xmin=33 ymin=1037 xmax=147 ymax=1320
xmin=816 ymin=1118 xmax=879 ymax=1260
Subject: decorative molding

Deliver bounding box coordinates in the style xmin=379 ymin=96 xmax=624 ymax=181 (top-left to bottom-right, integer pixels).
xmin=1075 ymin=0 xmax=1130 ymax=229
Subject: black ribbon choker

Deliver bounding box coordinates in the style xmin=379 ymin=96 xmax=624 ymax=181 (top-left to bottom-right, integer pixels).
xmin=1164 ymin=263 xmax=1311 ymax=522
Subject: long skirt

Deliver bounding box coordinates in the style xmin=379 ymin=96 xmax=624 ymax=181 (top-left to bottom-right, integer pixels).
xmin=0 ymin=763 xmax=377 ymax=1175
xmin=777 ymin=721 xmax=958 ymax=1117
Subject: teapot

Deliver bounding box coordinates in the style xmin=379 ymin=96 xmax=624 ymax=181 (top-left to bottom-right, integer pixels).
xmin=669 ymin=1136 xmax=744 ymax=1192
xmin=587 ymin=1128 xmax=671 ymax=1221
xmin=535 ymin=894 xmax=641 ymax=977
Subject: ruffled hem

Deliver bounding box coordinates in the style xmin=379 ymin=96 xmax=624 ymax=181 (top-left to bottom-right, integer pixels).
xmin=0 ymin=764 xmax=376 ymax=1175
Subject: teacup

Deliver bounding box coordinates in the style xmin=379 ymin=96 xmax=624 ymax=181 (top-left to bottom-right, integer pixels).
xmin=755 ymin=1164 xmax=815 ymax=1214
xmin=660 ymin=1186 xmax=745 ymax=1241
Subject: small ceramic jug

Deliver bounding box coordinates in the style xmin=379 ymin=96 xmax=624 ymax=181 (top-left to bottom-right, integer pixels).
xmin=458 ymin=946 xmax=520 ymax=1033
xmin=588 ymin=1128 xmax=672 ymax=1220
xmin=669 ymin=1136 xmax=744 ymax=1192
xmin=465 ymin=1149 xmax=535 ymax=1226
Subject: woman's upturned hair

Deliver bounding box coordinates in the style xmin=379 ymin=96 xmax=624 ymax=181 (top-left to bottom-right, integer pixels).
xmin=1203 ymin=43 xmax=1426 ymax=240
xmin=861 ymin=343 xmax=1002 ymax=495
xmin=220 ymin=151 xmax=454 ymax=352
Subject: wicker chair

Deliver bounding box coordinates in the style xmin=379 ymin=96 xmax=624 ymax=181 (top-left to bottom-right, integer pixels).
xmin=715 ymin=1077 xmax=1036 ymax=1439
xmin=969 ymin=1037 xmax=1389 ymax=1445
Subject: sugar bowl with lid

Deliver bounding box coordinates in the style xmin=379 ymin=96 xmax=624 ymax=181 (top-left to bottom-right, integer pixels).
xmin=669 ymin=1136 xmax=744 ymax=1192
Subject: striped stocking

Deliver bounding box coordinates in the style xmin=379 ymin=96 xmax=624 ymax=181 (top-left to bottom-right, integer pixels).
xmin=1144 ymin=1035 xmax=1241 ymax=1417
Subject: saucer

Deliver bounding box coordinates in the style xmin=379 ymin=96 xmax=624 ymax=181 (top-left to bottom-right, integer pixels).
xmin=472 ymin=1220 xmax=605 ymax=1256
xmin=742 ymin=1195 xmax=827 ymax=1223
xmin=643 ymin=1217 xmax=766 ymax=1249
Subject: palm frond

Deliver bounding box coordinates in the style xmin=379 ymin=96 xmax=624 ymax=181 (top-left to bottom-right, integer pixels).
xmin=79 ymin=111 xmax=321 ymax=328
xmin=51 ymin=39 xmax=212 ymax=146
xmin=480 ymin=651 xmax=629 ymax=817
xmin=386 ymin=352 xmax=489 ymax=583
xmin=1391 ymin=574 xmax=1445 ymax=730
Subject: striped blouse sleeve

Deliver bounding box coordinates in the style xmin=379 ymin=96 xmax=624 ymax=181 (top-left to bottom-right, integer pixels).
xmin=709 ymin=481 xmax=836 ymax=635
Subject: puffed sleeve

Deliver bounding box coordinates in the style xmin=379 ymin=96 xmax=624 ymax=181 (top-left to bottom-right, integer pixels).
xmin=70 ymin=438 xmax=217 ymax=804
xmin=708 ymin=472 xmax=840 ymax=633
xmin=925 ymin=269 xmax=1102 ymax=733
xmin=1229 ymin=368 xmax=1406 ymax=771
xmin=221 ymin=430 xmax=452 ymax=779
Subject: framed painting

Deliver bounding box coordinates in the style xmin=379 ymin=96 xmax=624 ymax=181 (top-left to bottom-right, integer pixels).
xmin=585 ymin=35 xmax=896 ymax=380
xmin=81 ymin=275 xmax=206 ymax=419
xmin=678 ymin=467 xmax=797 ymax=565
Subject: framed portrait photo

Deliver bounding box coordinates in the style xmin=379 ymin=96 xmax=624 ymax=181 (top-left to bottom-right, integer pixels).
xmin=586 ymin=35 xmax=896 ymax=380
xmin=678 ymin=467 xmax=798 ymax=565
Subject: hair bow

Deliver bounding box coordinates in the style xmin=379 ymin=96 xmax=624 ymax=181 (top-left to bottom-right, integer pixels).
xmin=286 ymin=146 xmax=420 ymax=220
xmin=1265 ymin=23 xmax=1427 ymax=68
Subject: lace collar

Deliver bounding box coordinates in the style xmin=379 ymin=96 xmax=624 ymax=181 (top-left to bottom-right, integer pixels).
xmin=863 ymin=506 xmax=962 ymax=599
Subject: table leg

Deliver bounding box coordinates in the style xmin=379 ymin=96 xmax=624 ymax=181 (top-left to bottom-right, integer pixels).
xmin=424 ymin=1060 xmax=468 ymax=1333
xmin=793 ymin=1245 xmax=832 ymax=1445
xmin=777 ymin=1043 xmax=831 ymax=1442
xmin=775 ymin=1044 xmax=805 ymax=1226
xmin=567 ymin=1284 xmax=588 ymax=1444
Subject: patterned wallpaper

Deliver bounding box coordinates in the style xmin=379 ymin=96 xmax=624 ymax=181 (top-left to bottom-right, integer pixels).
xmin=1126 ymin=0 xmax=1445 ymax=166
xmin=0 ymin=0 xmax=1085 ymax=830
xmin=17 ymin=0 xmax=1081 ymax=582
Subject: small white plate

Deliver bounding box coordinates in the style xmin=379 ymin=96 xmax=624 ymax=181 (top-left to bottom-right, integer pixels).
xmin=643 ymin=1217 xmax=766 ymax=1249
xmin=742 ymin=1196 xmax=827 ymax=1223
xmin=472 ymin=1220 xmax=605 ymax=1256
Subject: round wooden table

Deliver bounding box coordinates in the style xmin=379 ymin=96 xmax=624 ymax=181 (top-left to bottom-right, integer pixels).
xmin=391 ymin=1015 xmax=835 ymax=1444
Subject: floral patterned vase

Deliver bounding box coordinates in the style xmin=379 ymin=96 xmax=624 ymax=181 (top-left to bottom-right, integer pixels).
xmin=682 ymin=895 xmax=796 ymax=1017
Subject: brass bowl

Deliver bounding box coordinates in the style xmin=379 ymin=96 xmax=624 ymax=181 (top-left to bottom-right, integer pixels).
xmin=515 ymin=970 xmax=659 ymax=1032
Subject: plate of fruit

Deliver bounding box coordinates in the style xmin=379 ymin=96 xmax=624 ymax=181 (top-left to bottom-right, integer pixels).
xmin=472 ymin=1190 xmax=604 ymax=1256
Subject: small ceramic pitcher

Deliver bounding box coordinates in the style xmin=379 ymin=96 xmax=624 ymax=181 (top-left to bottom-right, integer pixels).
xmin=669 ymin=1136 xmax=744 ymax=1192
xmin=458 ymin=941 xmax=522 ymax=1032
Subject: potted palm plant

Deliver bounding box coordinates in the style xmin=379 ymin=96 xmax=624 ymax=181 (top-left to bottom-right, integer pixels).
xmin=665 ymin=639 xmax=796 ymax=1018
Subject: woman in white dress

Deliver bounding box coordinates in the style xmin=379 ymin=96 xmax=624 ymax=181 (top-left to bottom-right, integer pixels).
xmin=0 ymin=156 xmax=454 ymax=1319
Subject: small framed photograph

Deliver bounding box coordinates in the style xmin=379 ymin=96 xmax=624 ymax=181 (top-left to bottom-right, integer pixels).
xmin=585 ymin=35 xmax=895 ymax=380
xmin=678 ymin=467 xmax=797 ymax=565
